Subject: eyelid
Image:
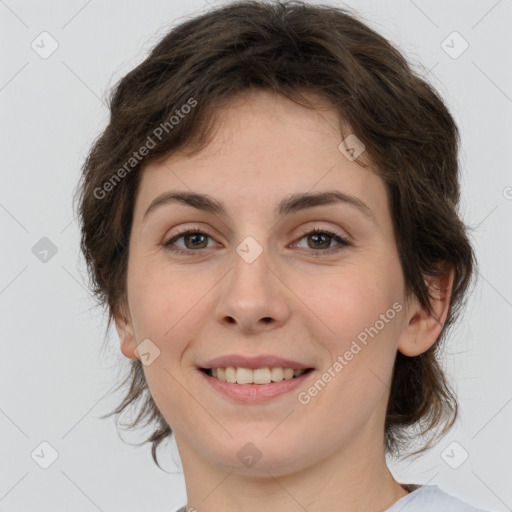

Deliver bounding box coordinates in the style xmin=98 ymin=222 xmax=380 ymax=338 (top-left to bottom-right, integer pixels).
xmin=290 ymin=227 xmax=351 ymax=255
xmin=294 ymin=224 xmax=352 ymax=243
xmin=163 ymin=225 xmax=217 ymax=251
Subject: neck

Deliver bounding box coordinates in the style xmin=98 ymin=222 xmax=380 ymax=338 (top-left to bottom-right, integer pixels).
xmin=175 ymin=426 xmax=409 ymax=512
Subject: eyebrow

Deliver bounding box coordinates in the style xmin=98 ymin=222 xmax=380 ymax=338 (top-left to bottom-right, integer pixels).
xmin=142 ymin=190 xmax=376 ymax=224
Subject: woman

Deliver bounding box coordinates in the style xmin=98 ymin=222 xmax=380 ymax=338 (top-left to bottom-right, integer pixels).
xmin=75 ymin=1 xmax=490 ymax=510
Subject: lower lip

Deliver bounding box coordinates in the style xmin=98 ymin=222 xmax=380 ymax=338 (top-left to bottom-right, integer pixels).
xmin=199 ymin=369 xmax=314 ymax=403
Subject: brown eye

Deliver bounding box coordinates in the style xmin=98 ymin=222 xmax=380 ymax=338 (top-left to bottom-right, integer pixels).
xmin=292 ymin=227 xmax=351 ymax=255
xmin=163 ymin=229 xmax=216 ymax=254
xmin=182 ymin=232 xmax=209 ymax=249
xmin=163 ymin=226 xmax=351 ymax=257
xmin=307 ymin=232 xmax=331 ymax=249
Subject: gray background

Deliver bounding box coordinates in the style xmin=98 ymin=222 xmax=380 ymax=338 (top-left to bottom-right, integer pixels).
xmin=1 ymin=0 xmax=511 ymax=511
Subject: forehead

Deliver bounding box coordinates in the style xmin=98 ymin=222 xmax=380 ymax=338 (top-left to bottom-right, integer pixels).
xmin=134 ymin=89 xmax=389 ymax=222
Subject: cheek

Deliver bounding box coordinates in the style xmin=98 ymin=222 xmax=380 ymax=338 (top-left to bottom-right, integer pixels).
xmin=127 ymin=261 xmax=206 ymax=341
xmin=302 ymin=269 xmax=402 ymax=392
xmin=127 ymin=268 xmax=206 ymax=425
xmin=299 ymin=267 xmax=398 ymax=340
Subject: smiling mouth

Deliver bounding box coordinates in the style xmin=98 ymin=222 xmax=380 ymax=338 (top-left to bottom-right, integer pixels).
xmin=200 ymin=367 xmax=314 ymax=385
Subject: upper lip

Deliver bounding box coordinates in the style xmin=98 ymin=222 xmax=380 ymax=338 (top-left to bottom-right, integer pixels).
xmin=199 ymin=355 xmax=314 ymax=370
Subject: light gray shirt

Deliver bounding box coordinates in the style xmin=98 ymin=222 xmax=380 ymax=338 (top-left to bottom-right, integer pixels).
xmin=174 ymin=484 xmax=492 ymax=511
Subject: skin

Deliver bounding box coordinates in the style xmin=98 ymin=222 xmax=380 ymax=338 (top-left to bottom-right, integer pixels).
xmin=115 ymin=89 xmax=454 ymax=512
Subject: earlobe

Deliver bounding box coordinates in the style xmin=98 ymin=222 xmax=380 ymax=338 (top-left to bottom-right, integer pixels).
xmin=113 ymin=304 xmax=138 ymax=360
xmin=397 ymin=268 xmax=455 ymax=357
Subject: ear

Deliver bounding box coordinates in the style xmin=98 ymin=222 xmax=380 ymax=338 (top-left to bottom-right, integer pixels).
xmin=113 ymin=302 xmax=138 ymax=360
xmin=397 ymin=267 xmax=455 ymax=357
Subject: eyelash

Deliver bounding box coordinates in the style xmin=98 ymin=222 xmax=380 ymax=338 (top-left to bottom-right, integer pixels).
xmin=163 ymin=226 xmax=351 ymax=257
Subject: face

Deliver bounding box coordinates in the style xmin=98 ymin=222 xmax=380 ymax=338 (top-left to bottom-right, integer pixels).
xmin=115 ymin=89 xmax=427 ymax=476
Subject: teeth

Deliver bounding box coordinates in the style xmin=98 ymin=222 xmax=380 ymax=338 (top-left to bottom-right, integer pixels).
xmin=208 ymin=366 xmax=308 ymax=384
xmin=271 ymin=367 xmax=284 ymax=381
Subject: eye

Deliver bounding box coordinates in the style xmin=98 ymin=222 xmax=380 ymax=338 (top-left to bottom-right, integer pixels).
xmin=291 ymin=227 xmax=351 ymax=256
xmin=163 ymin=227 xmax=217 ymax=255
xmin=163 ymin=226 xmax=351 ymax=256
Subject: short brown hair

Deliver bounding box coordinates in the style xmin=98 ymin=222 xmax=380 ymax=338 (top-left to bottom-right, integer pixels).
xmin=75 ymin=0 xmax=476 ymax=470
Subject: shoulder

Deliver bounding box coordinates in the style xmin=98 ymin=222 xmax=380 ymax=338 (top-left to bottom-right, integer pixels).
xmin=386 ymin=484 xmax=493 ymax=512
xmin=175 ymin=486 xmax=493 ymax=512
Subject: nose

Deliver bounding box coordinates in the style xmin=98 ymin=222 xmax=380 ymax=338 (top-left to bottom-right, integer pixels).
xmin=214 ymin=244 xmax=291 ymax=334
